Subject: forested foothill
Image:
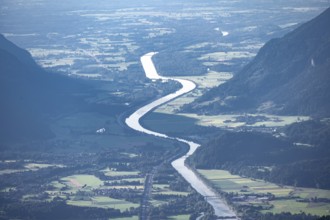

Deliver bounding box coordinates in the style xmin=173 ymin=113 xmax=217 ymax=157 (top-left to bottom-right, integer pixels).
xmin=190 ymin=118 xmax=330 ymax=189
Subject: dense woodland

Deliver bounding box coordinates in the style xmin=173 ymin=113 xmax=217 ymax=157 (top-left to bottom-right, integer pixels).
xmin=189 ymin=119 xmax=330 ymax=189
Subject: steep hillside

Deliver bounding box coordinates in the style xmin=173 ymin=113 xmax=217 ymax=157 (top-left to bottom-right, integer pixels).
xmin=0 ymin=34 xmax=87 ymax=142
xmin=189 ymin=119 xmax=330 ymax=189
xmin=184 ymin=7 xmax=330 ymax=117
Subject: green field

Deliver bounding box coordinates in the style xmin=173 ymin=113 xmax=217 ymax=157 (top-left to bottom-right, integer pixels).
xmin=153 ymin=184 xmax=189 ymax=196
xmin=102 ymin=168 xmax=140 ymax=177
xmin=62 ymin=175 xmax=103 ymax=188
xmin=198 ymin=169 xmax=330 ymax=216
xmin=24 ymin=163 xmax=64 ymax=170
xmin=180 ymin=113 xmax=309 ymax=128
xmin=67 ymin=196 xmax=139 ymax=211
xmin=155 ymin=71 xmax=232 ymax=115
xmin=111 ymin=216 xmax=139 ymax=220
xmin=45 ymin=173 xmax=142 ymax=211
xmin=0 ymin=162 xmax=65 ymax=175
xmin=265 ymin=199 xmax=330 ymax=216
xmin=169 ymin=214 xmax=190 ymax=220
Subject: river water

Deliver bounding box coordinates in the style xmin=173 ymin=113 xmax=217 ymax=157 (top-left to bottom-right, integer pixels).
xmin=125 ymin=52 xmax=237 ymax=219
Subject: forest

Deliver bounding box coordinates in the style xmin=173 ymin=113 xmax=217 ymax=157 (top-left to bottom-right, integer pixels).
xmin=189 ymin=119 xmax=330 ymax=189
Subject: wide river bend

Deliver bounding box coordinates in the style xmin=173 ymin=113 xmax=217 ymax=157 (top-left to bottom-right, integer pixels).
xmin=125 ymin=52 xmax=237 ymax=219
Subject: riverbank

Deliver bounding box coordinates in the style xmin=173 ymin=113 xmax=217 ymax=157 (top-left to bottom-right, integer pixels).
xmin=125 ymin=52 xmax=237 ymax=218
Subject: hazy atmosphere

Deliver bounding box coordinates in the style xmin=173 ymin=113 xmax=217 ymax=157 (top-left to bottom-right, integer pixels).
xmin=1 ymin=0 xmax=330 ymax=219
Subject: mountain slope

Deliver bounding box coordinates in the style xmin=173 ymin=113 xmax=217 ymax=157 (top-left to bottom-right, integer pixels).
xmin=189 ymin=119 xmax=330 ymax=189
xmin=184 ymin=7 xmax=330 ymax=117
xmin=0 ymin=34 xmax=86 ymax=142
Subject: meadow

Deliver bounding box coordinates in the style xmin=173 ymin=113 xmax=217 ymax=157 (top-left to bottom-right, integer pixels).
xmin=155 ymin=71 xmax=233 ymax=115
xmin=46 ymin=171 xmax=143 ymax=216
xmin=198 ymin=169 xmax=330 ymax=216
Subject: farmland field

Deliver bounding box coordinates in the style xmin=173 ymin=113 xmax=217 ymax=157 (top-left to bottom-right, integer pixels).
xmin=198 ymin=169 xmax=330 ymax=216
xmin=153 ymin=184 xmax=189 ymax=196
xmin=112 ymin=217 xmax=139 ymax=220
xmin=45 ymin=172 xmax=143 ymax=211
xmin=179 ymin=113 xmax=309 ymax=128
xmin=155 ymin=71 xmax=233 ymax=114
xmin=62 ymin=175 xmax=103 ymax=188
xmin=102 ymin=169 xmax=140 ymax=177
xmin=67 ymin=196 xmax=139 ymax=211
xmin=0 ymin=162 xmax=64 ymax=175
xmin=2 ymin=0 xmax=327 ymax=82
xmin=169 ymin=215 xmax=190 ymax=220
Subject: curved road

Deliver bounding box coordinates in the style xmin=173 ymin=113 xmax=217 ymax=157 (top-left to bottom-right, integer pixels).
xmin=125 ymin=52 xmax=237 ymax=219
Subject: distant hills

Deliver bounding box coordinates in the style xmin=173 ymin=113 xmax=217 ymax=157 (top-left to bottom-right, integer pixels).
xmin=183 ymin=7 xmax=330 ymax=117
xmin=0 ymin=34 xmax=87 ymax=142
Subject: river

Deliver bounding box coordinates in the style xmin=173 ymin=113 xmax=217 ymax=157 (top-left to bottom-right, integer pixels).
xmin=125 ymin=52 xmax=237 ymax=219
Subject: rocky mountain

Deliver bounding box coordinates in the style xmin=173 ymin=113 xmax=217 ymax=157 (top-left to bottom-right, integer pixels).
xmin=184 ymin=7 xmax=330 ymax=117
xmin=0 ymin=34 xmax=87 ymax=142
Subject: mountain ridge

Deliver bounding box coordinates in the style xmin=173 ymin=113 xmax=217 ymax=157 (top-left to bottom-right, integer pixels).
xmin=0 ymin=34 xmax=87 ymax=142
xmin=183 ymin=7 xmax=330 ymax=117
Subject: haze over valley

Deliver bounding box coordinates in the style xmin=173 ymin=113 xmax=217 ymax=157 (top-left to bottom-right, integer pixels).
xmin=0 ymin=0 xmax=330 ymax=219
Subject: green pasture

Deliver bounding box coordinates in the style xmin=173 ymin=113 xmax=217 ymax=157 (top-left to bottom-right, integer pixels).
xmin=198 ymin=51 xmax=255 ymax=62
xmin=50 ymin=180 xmax=66 ymax=189
xmin=150 ymin=199 xmax=167 ymax=207
xmin=155 ymin=71 xmax=232 ymax=114
xmin=180 ymin=113 xmax=309 ymax=128
xmin=150 ymin=183 xmax=190 ymax=210
xmin=153 ymin=184 xmax=189 ymax=196
xmin=0 ymin=169 xmax=24 ymax=175
xmin=47 ymin=174 xmax=142 ymax=211
xmin=62 ymin=174 xmax=103 ymax=188
xmin=102 ymin=168 xmax=140 ymax=177
xmin=293 ymin=188 xmax=330 ymax=199
xmin=47 ymin=174 xmax=104 ymax=198
xmin=0 ymin=163 xmax=65 ymax=176
xmin=177 ymin=71 xmax=232 ymax=89
xmin=67 ymin=196 xmax=139 ymax=211
xmin=263 ymin=199 xmax=330 ymax=216
xmin=198 ymin=169 xmax=330 ymax=216
xmin=25 ymin=163 xmax=65 ymax=170
xmin=153 ymin=184 xmax=168 ymax=190
xmin=111 ymin=216 xmax=139 ymax=220
xmin=153 ymin=191 xmax=189 ymax=196
xmin=169 ymin=214 xmax=190 ymax=220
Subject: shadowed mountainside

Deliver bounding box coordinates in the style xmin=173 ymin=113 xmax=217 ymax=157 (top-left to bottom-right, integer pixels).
xmin=189 ymin=118 xmax=330 ymax=189
xmin=183 ymin=7 xmax=330 ymax=117
xmin=0 ymin=34 xmax=88 ymax=142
